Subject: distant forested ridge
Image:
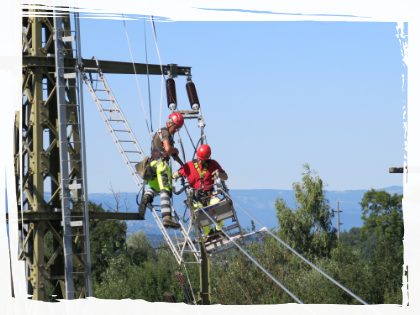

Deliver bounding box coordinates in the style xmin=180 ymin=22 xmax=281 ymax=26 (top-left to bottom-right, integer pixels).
xmin=46 ymin=164 xmax=404 ymax=304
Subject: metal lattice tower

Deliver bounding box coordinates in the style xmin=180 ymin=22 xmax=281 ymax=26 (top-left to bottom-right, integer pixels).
xmin=15 ymin=5 xmax=192 ymax=302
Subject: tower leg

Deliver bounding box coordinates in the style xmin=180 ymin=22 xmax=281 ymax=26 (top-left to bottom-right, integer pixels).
xmin=197 ymin=242 xmax=211 ymax=305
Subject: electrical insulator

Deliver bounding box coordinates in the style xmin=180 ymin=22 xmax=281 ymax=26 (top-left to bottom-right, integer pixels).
xmin=166 ymin=78 xmax=177 ymax=110
xmin=186 ymin=81 xmax=200 ymax=110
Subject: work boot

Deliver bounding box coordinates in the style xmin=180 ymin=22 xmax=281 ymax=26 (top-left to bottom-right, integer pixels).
xmin=138 ymin=195 xmax=152 ymax=220
xmin=204 ymin=228 xmax=215 ymax=242
xmin=163 ymin=216 xmax=181 ymax=229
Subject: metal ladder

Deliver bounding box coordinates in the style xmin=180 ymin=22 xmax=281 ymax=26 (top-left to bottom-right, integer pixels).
xmin=82 ymin=57 xmax=146 ymax=188
xmin=53 ymin=10 xmax=92 ymax=299
xmin=82 ymin=62 xmax=201 ymax=265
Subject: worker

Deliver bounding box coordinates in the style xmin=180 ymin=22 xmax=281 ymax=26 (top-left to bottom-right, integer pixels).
xmin=172 ymin=144 xmax=228 ymax=239
xmin=138 ymin=112 xmax=185 ymax=229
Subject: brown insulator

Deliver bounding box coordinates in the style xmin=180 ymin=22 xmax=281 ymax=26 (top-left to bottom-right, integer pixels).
xmin=186 ymin=81 xmax=200 ymax=110
xmin=166 ymin=78 xmax=177 ymax=110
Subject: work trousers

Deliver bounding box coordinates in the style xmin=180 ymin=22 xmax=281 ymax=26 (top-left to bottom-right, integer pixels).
xmin=145 ymin=160 xmax=172 ymax=218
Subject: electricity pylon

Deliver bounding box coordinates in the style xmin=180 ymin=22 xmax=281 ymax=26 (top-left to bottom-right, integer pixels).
xmin=14 ymin=6 xmax=193 ymax=301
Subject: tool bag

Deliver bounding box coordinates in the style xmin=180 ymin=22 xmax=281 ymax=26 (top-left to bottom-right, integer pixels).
xmin=135 ymin=157 xmax=161 ymax=181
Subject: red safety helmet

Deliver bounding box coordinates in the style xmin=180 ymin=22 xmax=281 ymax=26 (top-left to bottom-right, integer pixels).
xmin=168 ymin=112 xmax=184 ymax=128
xmin=196 ymin=144 xmax=211 ymax=160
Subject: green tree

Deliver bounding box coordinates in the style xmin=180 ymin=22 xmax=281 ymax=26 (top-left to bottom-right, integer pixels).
xmin=88 ymin=202 xmax=128 ymax=285
xmin=275 ymin=164 xmax=337 ymax=259
xmin=360 ymin=189 xmax=416 ymax=268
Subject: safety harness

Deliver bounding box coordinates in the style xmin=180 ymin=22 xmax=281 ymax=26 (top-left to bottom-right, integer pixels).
xmin=193 ymin=159 xmax=209 ymax=189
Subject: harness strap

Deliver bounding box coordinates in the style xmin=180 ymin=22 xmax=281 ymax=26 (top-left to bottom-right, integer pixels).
xmin=193 ymin=159 xmax=209 ymax=188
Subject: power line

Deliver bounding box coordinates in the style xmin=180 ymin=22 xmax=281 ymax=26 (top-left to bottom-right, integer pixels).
xmin=223 ymin=191 xmax=369 ymax=305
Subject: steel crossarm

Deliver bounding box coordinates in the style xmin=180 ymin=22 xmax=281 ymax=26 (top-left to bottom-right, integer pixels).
xmin=54 ymin=9 xmax=92 ymax=299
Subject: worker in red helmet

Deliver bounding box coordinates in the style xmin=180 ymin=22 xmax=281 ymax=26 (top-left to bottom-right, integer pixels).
xmin=172 ymin=144 xmax=228 ymax=238
xmin=138 ymin=112 xmax=185 ymax=229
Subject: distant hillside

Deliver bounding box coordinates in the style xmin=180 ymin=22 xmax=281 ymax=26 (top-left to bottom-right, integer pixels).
xmin=87 ymin=186 xmax=403 ymax=237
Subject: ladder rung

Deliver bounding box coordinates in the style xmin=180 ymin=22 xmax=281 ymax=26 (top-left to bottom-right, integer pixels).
xmin=98 ymin=99 xmax=114 ymax=101
xmin=129 ymin=161 xmax=141 ymax=163
xmin=113 ymin=130 xmax=130 ymax=132
xmin=119 ymin=140 xmax=135 ymax=142
xmin=124 ymin=150 xmax=142 ymax=153
xmin=102 ymin=109 xmax=120 ymax=111
xmin=89 ymin=79 xmax=103 ymax=82
xmin=109 ymin=119 xmax=125 ymax=122
xmin=93 ymin=89 xmax=107 ymax=91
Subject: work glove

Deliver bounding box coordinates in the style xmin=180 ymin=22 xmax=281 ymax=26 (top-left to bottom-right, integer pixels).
xmin=172 ymin=171 xmax=181 ymax=181
xmin=212 ymin=169 xmax=220 ymax=180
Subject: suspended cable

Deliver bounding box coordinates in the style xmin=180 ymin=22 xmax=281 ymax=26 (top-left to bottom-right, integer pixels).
xmin=143 ymin=18 xmax=153 ymax=133
xmin=223 ymin=190 xmax=370 ymax=305
xmin=212 ymin=256 xmax=253 ymax=305
xmin=183 ymin=123 xmax=197 ymax=152
xmin=148 ymin=14 xmax=167 ymax=127
xmin=192 ymin=200 xmax=304 ymax=304
xmin=121 ymin=13 xmax=151 ymax=136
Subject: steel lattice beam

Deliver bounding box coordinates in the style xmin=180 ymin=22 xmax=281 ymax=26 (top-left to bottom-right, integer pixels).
xmin=23 ymin=56 xmax=191 ymax=76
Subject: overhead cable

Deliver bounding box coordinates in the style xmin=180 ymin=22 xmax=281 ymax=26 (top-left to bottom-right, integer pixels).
xmin=223 ymin=190 xmax=383 ymax=315
xmin=148 ymin=14 xmax=166 ymax=128
xmin=143 ymin=18 xmax=153 ymax=132
xmin=194 ymin=201 xmax=316 ymax=315
xmin=121 ymin=13 xmax=151 ymax=137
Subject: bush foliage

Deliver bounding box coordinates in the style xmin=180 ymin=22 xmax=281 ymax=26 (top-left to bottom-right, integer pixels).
xmin=85 ymin=165 xmax=404 ymax=305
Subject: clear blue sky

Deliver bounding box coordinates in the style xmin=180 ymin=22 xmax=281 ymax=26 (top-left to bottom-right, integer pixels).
xmin=79 ymin=19 xmax=406 ymax=193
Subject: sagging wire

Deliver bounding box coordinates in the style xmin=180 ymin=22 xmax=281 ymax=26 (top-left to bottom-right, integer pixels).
xmin=212 ymin=255 xmax=253 ymax=305
xmin=192 ymin=200 xmax=304 ymax=304
xmin=183 ymin=122 xmax=197 ymax=152
xmin=121 ymin=13 xmax=151 ymax=137
xmin=223 ymin=190 xmax=370 ymax=305
xmin=148 ymin=14 xmax=167 ymax=130
xmin=143 ymin=17 xmax=153 ymax=133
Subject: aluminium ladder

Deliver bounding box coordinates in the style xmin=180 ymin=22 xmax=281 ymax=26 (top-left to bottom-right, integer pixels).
xmin=82 ymin=61 xmax=201 ymax=265
xmin=53 ymin=10 xmax=92 ymax=299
